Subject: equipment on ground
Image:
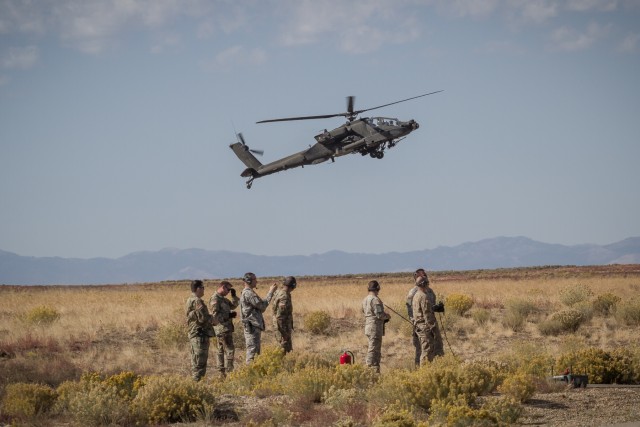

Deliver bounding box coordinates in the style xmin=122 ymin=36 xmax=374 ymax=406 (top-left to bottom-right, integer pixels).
xmin=552 ymin=368 xmax=589 ymax=388
xmin=229 ymin=91 xmax=442 ymax=188
xmin=340 ymin=350 xmax=355 ymax=365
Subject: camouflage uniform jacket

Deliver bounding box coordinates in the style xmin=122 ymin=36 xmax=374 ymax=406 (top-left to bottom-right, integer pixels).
xmin=406 ymin=286 xmax=419 ymax=321
xmin=240 ymin=287 xmax=274 ymax=331
xmin=272 ymin=289 xmax=293 ymax=330
xmin=210 ymin=292 xmax=240 ymax=335
xmin=412 ymin=290 xmax=437 ymax=330
xmin=362 ymin=294 xmax=387 ymax=337
xmin=186 ymin=293 xmax=216 ymax=339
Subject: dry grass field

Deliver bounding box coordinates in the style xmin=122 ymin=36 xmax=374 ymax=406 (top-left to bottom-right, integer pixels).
xmin=1 ymin=264 xmax=640 ymax=426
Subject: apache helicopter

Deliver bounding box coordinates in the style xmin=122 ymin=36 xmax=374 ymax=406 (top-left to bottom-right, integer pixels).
xmin=230 ymin=90 xmax=442 ymax=189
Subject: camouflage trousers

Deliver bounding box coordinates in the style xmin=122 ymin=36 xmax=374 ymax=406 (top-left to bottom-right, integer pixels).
xmin=215 ymin=331 xmax=235 ymax=377
xmin=365 ymin=333 xmax=382 ymax=372
xmin=275 ymin=323 xmax=293 ymax=353
xmin=189 ymin=335 xmax=210 ymax=381
xmin=243 ymin=323 xmax=262 ymax=364
xmin=415 ymin=322 xmax=444 ymax=365
xmin=412 ymin=330 xmax=421 ymax=367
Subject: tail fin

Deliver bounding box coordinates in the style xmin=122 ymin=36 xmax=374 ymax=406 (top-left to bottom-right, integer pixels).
xmin=230 ymin=142 xmax=263 ymax=173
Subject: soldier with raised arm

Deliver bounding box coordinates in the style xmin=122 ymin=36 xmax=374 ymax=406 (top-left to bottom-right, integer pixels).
xmin=239 ymin=272 xmax=277 ymax=363
xmin=210 ymin=280 xmax=240 ymax=377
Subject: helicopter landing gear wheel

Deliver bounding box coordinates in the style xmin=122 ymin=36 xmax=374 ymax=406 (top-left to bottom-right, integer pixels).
xmin=376 ymin=151 xmax=384 ymax=159
xmin=246 ymin=178 xmax=254 ymax=189
xmin=369 ymin=152 xmax=377 ymax=158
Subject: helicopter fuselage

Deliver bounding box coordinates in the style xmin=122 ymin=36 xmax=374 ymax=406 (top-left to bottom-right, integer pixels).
xmin=229 ymin=116 xmax=419 ymax=188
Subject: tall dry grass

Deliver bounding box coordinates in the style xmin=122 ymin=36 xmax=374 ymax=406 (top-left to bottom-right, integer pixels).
xmin=1 ymin=266 xmax=639 ymax=387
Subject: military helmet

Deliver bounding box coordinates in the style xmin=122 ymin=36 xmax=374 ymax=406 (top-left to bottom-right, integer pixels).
xmin=283 ymin=276 xmax=297 ymax=288
xmin=243 ymin=272 xmax=256 ymax=283
xmin=219 ymin=280 xmax=232 ymax=289
xmin=368 ymin=280 xmax=381 ymax=292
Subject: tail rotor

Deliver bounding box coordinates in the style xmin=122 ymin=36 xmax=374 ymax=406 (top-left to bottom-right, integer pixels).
xmin=237 ymin=132 xmax=264 ymax=156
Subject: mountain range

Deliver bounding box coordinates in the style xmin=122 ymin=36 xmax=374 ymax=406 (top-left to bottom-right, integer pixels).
xmin=1 ymin=236 xmax=639 ymax=285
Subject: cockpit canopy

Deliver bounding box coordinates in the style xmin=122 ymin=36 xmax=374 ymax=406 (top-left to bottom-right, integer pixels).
xmin=368 ymin=117 xmax=401 ymax=126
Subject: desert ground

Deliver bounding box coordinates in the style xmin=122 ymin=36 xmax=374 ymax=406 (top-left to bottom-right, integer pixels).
xmin=1 ymin=264 xmax=639 ymax=425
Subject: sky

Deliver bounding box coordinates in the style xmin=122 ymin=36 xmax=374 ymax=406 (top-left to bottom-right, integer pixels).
xmin=1 ymin=0 xmax=639 ymax=260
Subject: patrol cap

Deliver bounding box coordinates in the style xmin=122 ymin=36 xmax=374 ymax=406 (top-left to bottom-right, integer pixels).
xmin=368 ymin=280 xmax=380 ymax=292
xmin=243 ymin=272 xmax=256 ymax=283
xmin=283 ymin=276 xmax=297 ymax=288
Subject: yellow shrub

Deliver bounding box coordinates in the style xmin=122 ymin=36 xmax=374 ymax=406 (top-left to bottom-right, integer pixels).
xmin=550 ymin=309 xmax=585 ymax=332
xmin=334 ymin=363 xmax=379 ymax=390
xmin=23 ymin=305 xmax=60 ymax=326
xmin=445 ymin=294 xmax=474 ymax=316
xmin=1 ymin=382 xmax=57 ymax=418
xmin=559 ymin=283 xmax=593 ymax=307
xmin=131 ymin=374 xmax=216 ymax=424
xmin=281 ymin=366 xmax=336 ymax=402
xmin=592 ymin=293 xmax=621 ymax=317
xmin=615 ymin=298 xmax=640 ymax=326
xmin=498 ymin=373 xmax=536 ymax=402
xmin=303 ymin=310 xmax=331 ymax=335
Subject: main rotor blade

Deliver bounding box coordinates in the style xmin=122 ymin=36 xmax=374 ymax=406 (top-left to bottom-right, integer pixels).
xmin=353 ymin=90 xmax=443 ymax=116
xmin=257 ymin=112 xmax=347 ymax=123
xmin=256 ymin=90 xmax=443 ymax=124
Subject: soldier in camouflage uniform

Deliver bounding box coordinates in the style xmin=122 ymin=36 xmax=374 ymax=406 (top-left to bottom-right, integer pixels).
xmin=406 ymin=268 xmax=427 ymax=367
xmin=239 ymin=272 xmax=277 ymax=364
xmin=412 ymin=275 xmax=445 ymax=365
xmin=209 ymin=280 xmax=240 ymax=377
xmin=362 ymin=280 xmax=390 ymax=373
xmin=185 ymin=279 xmax=216 ymax=381
xmin=272 ymin=276 xmax=296 ymax=353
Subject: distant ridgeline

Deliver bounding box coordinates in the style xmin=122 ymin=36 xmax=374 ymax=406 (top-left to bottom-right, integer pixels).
xmin=1 ymin=236 xmax=639 ymax=285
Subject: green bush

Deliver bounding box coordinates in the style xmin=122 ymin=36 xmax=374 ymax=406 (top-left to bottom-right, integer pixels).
xmin=23 ymin=305 xmax=61 ymax=326
xmin=592 ymin=293 xmax=621 ymax=317
xmin=615 ymin=298 xmax=640 ymax=326
xmin=1 ymin=382 xmax=57 ymax=418
xmin=559 ymin=283 xmax=593 ymax=307
xmin=304 ymin=310 xmax=331 ymax=335
xmin=445 ymin=294 xmax=474 ymax=316
xmin=131 ymin=374 xmax=216 ymax=424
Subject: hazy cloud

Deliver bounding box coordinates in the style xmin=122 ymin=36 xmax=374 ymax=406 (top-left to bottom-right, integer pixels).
xmin=205 ymin=45 xmax=267 ymax=71
xmin=444 ymin=0 xmax=500 ymax=18
xmin=1 ymin=45 xmax=39 ymax=69
xmin=617 ymin=32 xmax=640 ymax=52
xmin=566 ymin=0 xmax=618 ymax=11
xmin=506 ymin=0 xmax=559 ymax=25
xmin=549 ymin=22 xmax=610 ymax=51
xmin=278 ymin=0 xmax=421 ymax=53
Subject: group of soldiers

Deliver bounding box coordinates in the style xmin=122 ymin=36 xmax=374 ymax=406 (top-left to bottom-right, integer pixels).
xmin=185 ymin=268 xmax=443 ymax=380
xmin=185 ymin=272 xmax=296 ymax=381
